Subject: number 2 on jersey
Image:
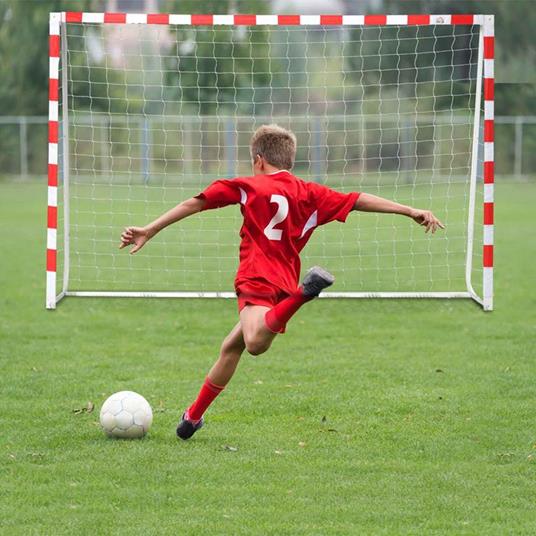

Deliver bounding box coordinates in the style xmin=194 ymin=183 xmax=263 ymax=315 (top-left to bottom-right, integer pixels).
xmin=263 ymin=194 xmax=289 ymax=241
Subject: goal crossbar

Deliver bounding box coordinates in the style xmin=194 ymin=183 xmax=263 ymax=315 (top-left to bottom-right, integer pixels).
xmin=46 ymin=12 xmax=495 ymax=310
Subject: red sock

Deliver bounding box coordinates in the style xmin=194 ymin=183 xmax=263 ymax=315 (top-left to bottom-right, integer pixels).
xmin=264 ymin=288 xmax=313 ymax=333
xmin=187 ymin=376 xmax=225 ymax=422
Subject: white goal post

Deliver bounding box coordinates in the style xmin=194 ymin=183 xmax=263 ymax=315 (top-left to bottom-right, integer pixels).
xmin=46 ymin=12 xmax=494 ymax=310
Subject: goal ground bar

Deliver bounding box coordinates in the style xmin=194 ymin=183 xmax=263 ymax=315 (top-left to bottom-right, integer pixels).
xmin=63 ymin=291 xmax=475 ymax=299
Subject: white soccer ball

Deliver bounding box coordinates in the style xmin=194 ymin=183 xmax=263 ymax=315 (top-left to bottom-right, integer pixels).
xmin=99 ymin=391 xmax=153 ymax=439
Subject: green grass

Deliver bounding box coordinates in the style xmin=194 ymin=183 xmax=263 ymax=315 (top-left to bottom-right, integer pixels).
xmin=1 ymin=179 xmax=535 ymax=535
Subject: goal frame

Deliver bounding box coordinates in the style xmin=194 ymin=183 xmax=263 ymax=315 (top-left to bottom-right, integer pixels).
xmin=46 ymin=12 xmax=495 ymax=310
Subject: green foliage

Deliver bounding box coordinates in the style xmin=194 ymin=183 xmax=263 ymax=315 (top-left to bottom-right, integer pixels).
xmin=2 ymin=0 xmax=533 ymax=119
xmin=163 ymin=0 xmax=271 ymax=115
xmin=0 ymin=0 xmax=95 ymax=115
xmin=163 ymin=0 xmax=270 ymax=16
xmin=345 ymin=23 xmax=480 ymax=116
xmin=1 ymin=180 xmax=536 ymax=533
xmin=67 ymin=27 xmax=143 ymax=114
xmin=384 ymin=0 xmax=536 ymax=85
xmin=496 ymin=84 xmax=536 ymax=116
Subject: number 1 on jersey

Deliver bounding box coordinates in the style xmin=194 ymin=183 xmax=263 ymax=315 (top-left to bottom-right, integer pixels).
xmin=264 ymin=194 xmax=289 ymax=241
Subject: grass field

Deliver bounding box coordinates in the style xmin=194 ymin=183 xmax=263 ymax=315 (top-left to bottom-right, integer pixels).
xmin=1 ymin=179 xmax=535 ymax=535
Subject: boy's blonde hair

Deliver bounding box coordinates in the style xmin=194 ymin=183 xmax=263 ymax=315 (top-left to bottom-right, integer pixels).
xmin=250 ymin=124 xmax=297 ymax=170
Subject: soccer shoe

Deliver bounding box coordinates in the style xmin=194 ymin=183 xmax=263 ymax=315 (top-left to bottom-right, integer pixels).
xmin=176 ymin=412 xmax=204 ymax=440
xmin=301 ymin=266 xmax=335 ymax=297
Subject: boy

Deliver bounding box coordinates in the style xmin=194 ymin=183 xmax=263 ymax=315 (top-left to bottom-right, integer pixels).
xmin=119 ymin=125 xmax=444 ymax=440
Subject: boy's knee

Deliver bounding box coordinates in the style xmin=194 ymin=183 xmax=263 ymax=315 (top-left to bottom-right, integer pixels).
xmin=244 ymin=337 xmax=270 ymax=356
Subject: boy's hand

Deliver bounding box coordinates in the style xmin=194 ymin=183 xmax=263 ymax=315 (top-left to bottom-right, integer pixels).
xmin=119 ymin=226 xmax=152 ymax=254
xmin=409 ymin=209 xmax=445 ymax=234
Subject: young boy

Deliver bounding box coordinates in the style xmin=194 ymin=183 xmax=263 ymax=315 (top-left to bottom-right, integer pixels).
xmin=119 ymin=125 xmax=444 ymax=440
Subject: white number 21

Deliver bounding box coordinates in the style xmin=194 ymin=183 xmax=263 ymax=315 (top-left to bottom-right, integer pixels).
xmin=263 ymin=194 xmax=289 ymax=241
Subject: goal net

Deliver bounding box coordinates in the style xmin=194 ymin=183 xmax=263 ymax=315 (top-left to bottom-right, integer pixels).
xmin=47 ymin=13 xmax=494 ymax=310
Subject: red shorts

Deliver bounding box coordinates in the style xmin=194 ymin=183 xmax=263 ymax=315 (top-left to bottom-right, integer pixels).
xmin=235 ymin=278 xmax=290 ymax=312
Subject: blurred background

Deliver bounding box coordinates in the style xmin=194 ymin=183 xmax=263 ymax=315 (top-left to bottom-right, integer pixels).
xmin=0 ymin=0 xmax=534 ymax=180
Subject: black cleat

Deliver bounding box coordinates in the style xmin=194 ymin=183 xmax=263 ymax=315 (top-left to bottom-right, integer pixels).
xmin=301 ymin=266 xmax=335 ymax=297
xmin=176 ymin=412 xmax=204 ymax=440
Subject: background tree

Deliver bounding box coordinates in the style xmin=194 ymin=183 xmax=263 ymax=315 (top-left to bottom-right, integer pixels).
xmin=0 ymin=0 xmax=103 ymax=116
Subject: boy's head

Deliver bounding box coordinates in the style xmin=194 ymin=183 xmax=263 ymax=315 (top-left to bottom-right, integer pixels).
xmin=250 ymin=124 xmax=297 ymax=174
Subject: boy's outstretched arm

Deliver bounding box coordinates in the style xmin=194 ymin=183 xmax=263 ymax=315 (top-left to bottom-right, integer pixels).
xmin=119 ymin=197 xmax=206 ymax=254
xmin=354 ymin=193 xmax=445 ymax=234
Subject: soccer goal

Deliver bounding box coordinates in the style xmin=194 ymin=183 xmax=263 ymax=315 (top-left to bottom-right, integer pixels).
xmin=46 ymin=12 xmax=494 ymax=310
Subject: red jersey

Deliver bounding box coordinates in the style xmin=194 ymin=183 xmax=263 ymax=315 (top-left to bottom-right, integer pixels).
xmin=196 ymin=171 xmax=359 ymax=295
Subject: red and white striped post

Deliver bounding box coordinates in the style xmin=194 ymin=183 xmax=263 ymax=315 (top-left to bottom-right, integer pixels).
xmin=482 ymin=15 xmax=494 ymax=311
xmin=46 ymin=12 xmax=60 ymax=309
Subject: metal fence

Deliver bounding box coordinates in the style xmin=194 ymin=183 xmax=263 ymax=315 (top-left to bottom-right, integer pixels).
xmin=0 ymin=115 xmax=534 ymax=179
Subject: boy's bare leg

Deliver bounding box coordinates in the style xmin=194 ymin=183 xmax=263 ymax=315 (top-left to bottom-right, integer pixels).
xmin=179 ymin=267 xmax=334 ymax=439
xmin=178 ymin=322 xmax=246 ymax=440
xmin=239 ymin=267 xmax=336 ymax=356
xmin=240 ymin=305 xmax=277 ymax=356
xmin=207 ymin=321 xmax=246 ymax=385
